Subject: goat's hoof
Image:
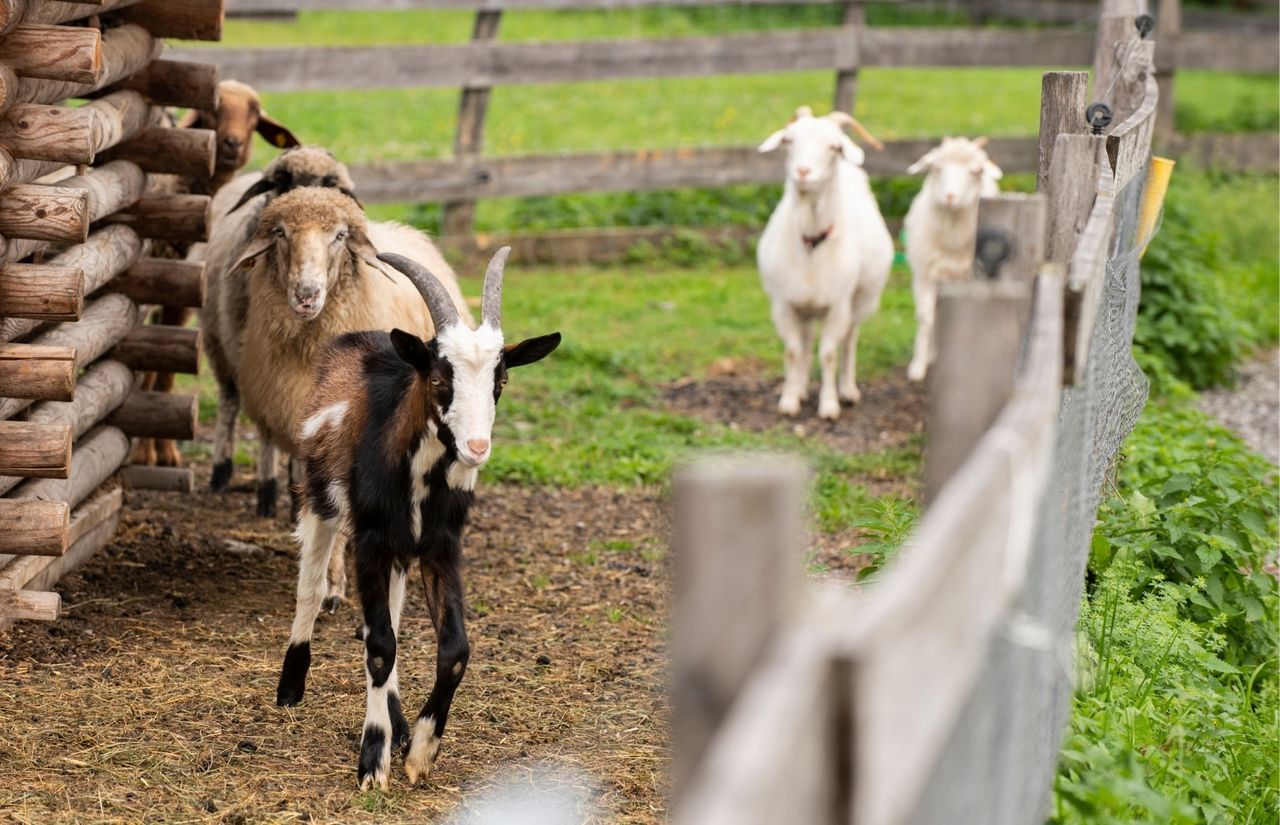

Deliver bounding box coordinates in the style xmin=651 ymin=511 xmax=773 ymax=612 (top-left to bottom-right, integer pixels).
xmin=210 ymin=460 xmax=233 ymax=493
xmin=389 ymin=696 xmax=411 ymax=753
xmin=322 ymin=595 xmax=343 ymax=614
xmin=907 ymin=362 xmax=927 ymax=382
xmin=818 ymin=399 xmax=841 ymax=420
xmin=276 ymin=681 xmax=305 ymax=707
xmin=404 ymin=717 xmax=441 ymax=786
xmin=778 ymin=396 xmax=801 ymax=416
xmin=256 ymin=480 xmax=278 ymax=518
xmin=839 ymin=387 xmax=862 ymax=405
xmin=357 ymin=728 xmax=391 ymax=791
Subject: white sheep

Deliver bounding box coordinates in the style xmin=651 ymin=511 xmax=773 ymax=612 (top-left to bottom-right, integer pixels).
xmin=757 ymin=106 xmax=895 ymax=420
xmin=903 ymin=136 xmax=1003 ymax=381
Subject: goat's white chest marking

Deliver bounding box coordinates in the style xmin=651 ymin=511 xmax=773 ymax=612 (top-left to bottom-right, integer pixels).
xmin=446 ymin=462 xmax=477 ymax=491
xmin=408 ymin=423 xmax=445 ymax=542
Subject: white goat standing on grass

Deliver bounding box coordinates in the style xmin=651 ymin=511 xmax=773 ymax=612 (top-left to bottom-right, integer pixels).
xmin=757 ymin=106 xmax=895 ymax=420
xmin=903 ymin=136 xmax=1003 ymax=381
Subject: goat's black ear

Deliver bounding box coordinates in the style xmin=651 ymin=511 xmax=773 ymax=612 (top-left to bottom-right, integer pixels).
xmin=256 ymin=114 xmax=301 ymax=149
xmin=227 ymin=177 xmax=276 ymax=214
xmin=390 ymin=329 xmax=432 ymax=372
xmin=504 ymin=332 xmax=561 ymax=368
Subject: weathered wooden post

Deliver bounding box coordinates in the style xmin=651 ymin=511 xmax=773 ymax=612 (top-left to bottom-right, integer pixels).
xmin=442 ymin=9 xmax=502 ymax=248
xmin=833 ymin=1 xmax=864 ymax=115
xmin=1154 ymin=0 xmax=1179 ymax=140
xmin=671 ymin=455 xmax=807 ymax=800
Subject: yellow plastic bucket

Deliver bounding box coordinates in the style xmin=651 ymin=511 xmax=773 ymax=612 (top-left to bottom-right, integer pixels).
xmin=1139 ymin=156 xmax=1175 ymax=258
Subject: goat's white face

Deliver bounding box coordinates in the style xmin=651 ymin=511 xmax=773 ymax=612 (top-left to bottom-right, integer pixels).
xmin=909 ymin=138 xmax=1003 ymax=211
xmin=435 ymin=322 xmax=506 ymax=467
xmin=759 ymin=112 xmax=865 ymax=194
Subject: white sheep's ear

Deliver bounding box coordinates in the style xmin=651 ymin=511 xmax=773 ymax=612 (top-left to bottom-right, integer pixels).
xmin=232 ymin=235 xmax=274 ymax=272
xmin=838 ymin=134 xmax=865 ymax=166
xmin=972 ymin=135 xmax=989 ymax=149
xmin=758 ymin=128 xmax=788 ymax=153
xmin=984 ymin=160 xmax=1004 ymax=181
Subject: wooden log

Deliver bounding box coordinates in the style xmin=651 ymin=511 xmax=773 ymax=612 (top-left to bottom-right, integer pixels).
xmin=0 ymin=183 xmax=89 ymax=242
xmin=10 ymin=425 xmax=130 ymax=509
xmin=106 ymin=58 xmax=219 ymax=111
xmin=116 ymin=0 xmax=224 ymax=41
xmin=107 ymin=390 xmax=196 ymax=440
xmin=672 ymin=455 xmax=807 ymax=800
xmin=110 ymin=258 xmax=205 ymax=309
xmin=98 ymin=126 xmax=216 ymax=178
xmin=26 ymin=1 xmax=143 ymax=27
xmin=0 ymin=360 xmax=133 ymax=496
xmin=101 ymin=194 xmax=210 ymax=242
xmin=119 ymin=465 xmax=193 ymax=493
xmin=0 ymin=421 xmax=71 ymax=478
xmin=0 ymin=103 xmax=96 ymax=163
xmin=0 ymin=263 xmax=83 ymax=320
xmin=0 ymin=487 xmax=122 ymax=599
xmin=0 ymin=588 xmax=59 ymax=621
xmin=0 ymin=226 xmax=143 ymax=344
xmin=1036 ymin=71 xmax=1089 ymax=194
xmin=55 ymin=159 xmax=147 ymax=224
xmin=441 ymin=8 xmax=502 ymax=242
xmin=16 ymin=23 xmax=159 ymax=108
xmin=0 ymin=24 xmax=101 ymax=83
xmin=1154 ymin=0 xmax=1179 ymax=139
xmin=0 ymin=344 xmax=75 ymax=402
xmin=83 ymin=90 xmax=153 ymax=158
xmin=0 ymin=62 xmax=17 ymax=120
xmin=15 ymin=488 xmax=123 ymax=609
xmin=972 ymin=193 xmax=1046 ymax=284
xmin=924 ymin=279 xmax=1032 ymax=505
xmin=0 ymin=499 xmax=67 ymax=557
xmin=110 ymin=325 xmax=200 ymax=374
xmin=0 ymin=0 xmax=25 ymax=36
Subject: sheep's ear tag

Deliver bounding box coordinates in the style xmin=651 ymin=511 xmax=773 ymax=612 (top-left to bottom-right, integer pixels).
xmin=274 ymin=134 xmax=288 ymax=147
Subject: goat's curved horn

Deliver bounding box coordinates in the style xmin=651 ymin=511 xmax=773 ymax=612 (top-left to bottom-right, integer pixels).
xmin=376 ymin=252 xmax=461 ymax=331
xmin=826 ymin=111 xmax=885 ymax=151
xmin=481 ymin=246 xmax=510 ymax=329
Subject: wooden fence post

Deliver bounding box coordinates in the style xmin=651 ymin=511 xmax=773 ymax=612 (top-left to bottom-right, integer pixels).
xmin=972 ymin=193 xmax=1046 ymax=284
xmin=1154 ymin=0 xmax=1179 ymax=140
xmin=1036 ymin=71 xmax=1089 ymax=194
xmin=441 ymin=9 xmax=502 ymax=247
xmin=671 ymin=455 xmax=807 ymax=802
xmin=832 ymin=1 xmax=863 ymax=115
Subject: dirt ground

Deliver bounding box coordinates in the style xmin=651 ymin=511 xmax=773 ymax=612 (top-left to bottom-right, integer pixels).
xmin=0 ymin=371 xmax=923 ymax=824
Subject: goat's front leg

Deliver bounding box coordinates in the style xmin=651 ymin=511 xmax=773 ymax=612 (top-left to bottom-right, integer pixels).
xmin=818 ymin=302 xmax=854 ymax=420
xmin=276 ymin=510 xmax=340 ymax=706
xmin=908 ymin=277 xmax=937 ymax=382
xmin=771 ymin=303 xmax=811 ymax=416
xmin=405 ymin=560 xmax=469 ymax=785
xmin=256 ymin=436 xmax=278 ymax=518
xmin=356 ymin=543 xmax=397 ymax=791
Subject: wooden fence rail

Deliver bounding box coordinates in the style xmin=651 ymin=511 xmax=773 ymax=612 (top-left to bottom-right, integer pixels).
xmin=184 ymin=0 xmax=1274 ymax=249
xmin=673 ymin=1 xmax=1160 ymax=819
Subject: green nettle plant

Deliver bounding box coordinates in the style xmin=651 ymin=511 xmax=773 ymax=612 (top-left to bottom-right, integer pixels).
xmin=1090 ymin=404 xmax=1278 ymax=669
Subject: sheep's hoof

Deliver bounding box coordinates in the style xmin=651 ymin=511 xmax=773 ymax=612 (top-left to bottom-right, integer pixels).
xmin=778 ymin=396 xmax=802 ymax=416
xmin=210 ymin=459 xmax=233 ymax=493
xmin=907 ymin=361 xmax=927 ymax=382
xmin=155 ymin=440 xmax=183 ymax=467
xmin=130 ymin=439 xmax=157 ymax=467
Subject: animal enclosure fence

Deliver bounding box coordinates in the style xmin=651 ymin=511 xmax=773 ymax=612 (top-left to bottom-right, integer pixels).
xmin=197 ymin=0 xmax=1273 ymax=262
xmin=671 ymin=1 xmax=1161 ymax=821
xmin=0 ymin=0 xmax=225 ymax=628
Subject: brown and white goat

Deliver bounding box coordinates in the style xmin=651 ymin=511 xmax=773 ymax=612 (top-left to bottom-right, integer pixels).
xmin=274 ymin=247 xmax=560 ymax=790
xmin=132 ymin=80 xmax=301 ymax=468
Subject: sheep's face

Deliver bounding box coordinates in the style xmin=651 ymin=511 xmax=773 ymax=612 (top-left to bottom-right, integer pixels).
xmin=759 ymin=107 xmax=865 ymax=193
xmin=189 ymin=80 xmax=301 ymax=174
xmin=236 ymin=189 xmax=380 ymax=321
xmin=391 ymin=325 xmax=561 ymax=467
xmin=908 ymin=137 xmax=1003 ymax=211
